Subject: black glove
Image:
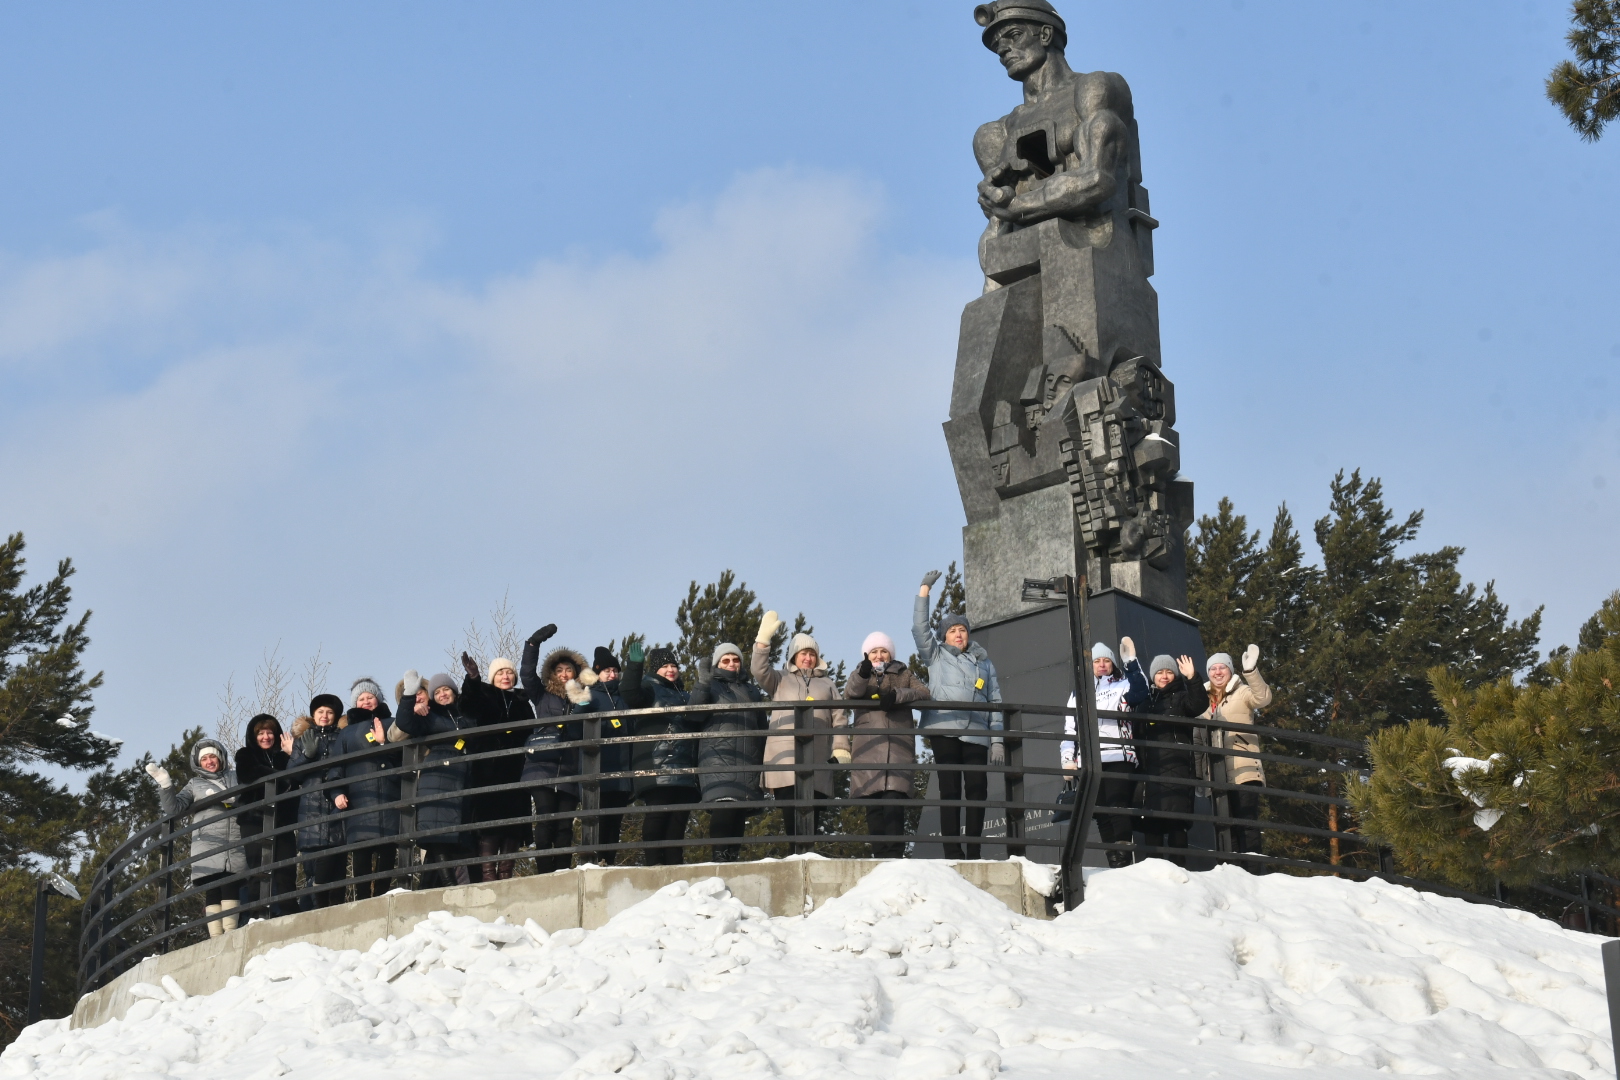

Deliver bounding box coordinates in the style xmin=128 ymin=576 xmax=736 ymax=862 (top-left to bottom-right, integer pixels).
xmin=697 ymin=658 xmax=712 ymax=682
xmin=461 ymin=652 xmax=480 ymax=679
xmin=856 ymin=657 xmax=874 ymax=679
xmin=299 ymin=729 xmax=320 ymax=758
xmin=877 ymin=686 xmax=898 ymax=710
xmin=527 ymin=624 xmax=558 ymax=647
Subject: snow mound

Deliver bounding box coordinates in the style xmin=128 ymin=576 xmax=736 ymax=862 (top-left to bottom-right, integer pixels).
xmin=4 ymin=860 xmax=1611 ymax=1079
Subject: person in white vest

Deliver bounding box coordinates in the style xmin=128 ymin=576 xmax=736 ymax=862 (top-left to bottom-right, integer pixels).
xmin=1062 ymin=643 xmax=1137 ymax=868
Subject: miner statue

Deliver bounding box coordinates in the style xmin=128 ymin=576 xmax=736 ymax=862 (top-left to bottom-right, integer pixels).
xmin=946 ymin=0 xmax=1193 ymax=624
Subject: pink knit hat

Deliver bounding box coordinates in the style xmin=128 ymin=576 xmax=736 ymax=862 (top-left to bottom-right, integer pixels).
xmin=861 ymin=631 xmax=896 ymax=658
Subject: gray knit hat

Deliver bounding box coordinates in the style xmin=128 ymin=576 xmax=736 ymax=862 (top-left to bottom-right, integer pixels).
xmin=427 ymin=672 xmax=457 ymax=697
xmin=940 ymin=612 xmax=971 ymax=635
xmin=1091 ymin=642 xmax=1116 ymax=664
xmin=1206 ymin=653 xmax=1235 ymax=677
xmin=1148 ymin=655 xmax=1176 ymax=679
xmin=350 ymin=677 xmax=383 ymax=706
xmin=712 ymin=642 xmax=743 ymax=665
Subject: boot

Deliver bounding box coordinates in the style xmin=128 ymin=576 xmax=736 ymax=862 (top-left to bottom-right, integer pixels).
xmin=219 ymin=898 xmax=240 ymax=932
xmin=1106 ymin=849 xmax=1133 ymax=869
xmin=204 ymin=903 xmax=224 ymax=938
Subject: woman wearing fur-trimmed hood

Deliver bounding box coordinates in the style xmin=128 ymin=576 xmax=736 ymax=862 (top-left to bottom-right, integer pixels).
xmin=520 ymin=627 xmax=590 ymax=872
xmin=148 ymin=737 xmax=245 ymax=936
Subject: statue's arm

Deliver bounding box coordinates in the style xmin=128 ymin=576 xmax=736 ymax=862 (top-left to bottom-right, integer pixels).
xmin=973 ymin=121 xmax=1012 ymax=218
xmin=1005 ymin=73 xmax=1129 ymax=224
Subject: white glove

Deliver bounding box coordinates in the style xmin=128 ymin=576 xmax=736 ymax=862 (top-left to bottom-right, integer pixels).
xmin=1242 ymin=644 xmax=1260 ymax=672
xmin=565 ymin=678 xmax=593 ymax=705
xmin=401 ymin=669 xmax=422 ymax=697
xmin=756 ymin=610 xmax=783 ymax=646
xmin=988 ymin=743 xmax=1006 ymax=767
xmin=1118 ymin=636 xmax=1137 ymax=663
xmin=144 ymin=763 xmax=172 ymax=789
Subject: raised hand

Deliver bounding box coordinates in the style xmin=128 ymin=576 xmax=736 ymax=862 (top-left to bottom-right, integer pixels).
xmin=280 ymin=733 xmax=294 ymax=755
xmin=626 ymin=640 xmax=645 ymax=664
xmin=856 ymin=657 xmax=874 ymax=680
xmin=1118 ymin=636 xmax=1137 ymax=663
xmin=461 ymin=652 xmax=480 ymax=679
xmin=1177 ymin=655 xmax=1197 ymax=679
xmin=144 ymin=762 xmax=172 ymax=789
xmin=756 ymin=610 xmax=783 ymax=646
xmin=401 ymin=670 xmax=422 ymax=697
xmin=1242 ymin=643 xmax=1260 ymax=672
xmin=920 ymin=569 xmax=942 ymax=590
xmin=527 ymin=624 xmax=558 ymax=647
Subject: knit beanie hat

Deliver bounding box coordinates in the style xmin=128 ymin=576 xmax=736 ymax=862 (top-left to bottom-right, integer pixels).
xmin=488 ymin=657 xmax=517 ymax=681
xmin=712 ymin=642 xmax=743 ymax=665
xmin=309 ymin=693 xmax=344 ymax=720
xmin=593 ymin=646 xmax=620 ymax=672
xmin=940 ymin=612 xmax=971 ymax=635
xmin=1148 ymin=655 xmax=1176 ymax=679
xmin=1206 ymin=653 xmax=1235 ymax=677
xmin=427 ymin=673 xmax=457 ymax=697
xmin=861 ymin=631 xmax=896 ymax=658
xmin=1091 ymin=642 xmax=1116 ymax=664
xmin=350 ymin=677 xmax=383 ymax=706
xmin=787 ymin=633 xmax=819 ymax=663
xmin=647 ymin=646 xmax=677 ymax=671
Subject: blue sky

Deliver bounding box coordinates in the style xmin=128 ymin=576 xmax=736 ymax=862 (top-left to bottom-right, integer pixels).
xmin=1 ymin=2 xmax=1615 ymax=764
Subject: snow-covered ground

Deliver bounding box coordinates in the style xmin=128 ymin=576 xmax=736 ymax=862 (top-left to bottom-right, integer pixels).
xmin=5 ymin=859 xmax=1612 ymax=1079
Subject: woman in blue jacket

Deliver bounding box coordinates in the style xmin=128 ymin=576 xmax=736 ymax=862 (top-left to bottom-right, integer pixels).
xmin=911 ymin=570 xmax=1003 ymax=859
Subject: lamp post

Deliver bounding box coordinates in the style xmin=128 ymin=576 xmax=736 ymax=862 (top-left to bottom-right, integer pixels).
xmin=27 ymin=872 xmax=81 ymax=1026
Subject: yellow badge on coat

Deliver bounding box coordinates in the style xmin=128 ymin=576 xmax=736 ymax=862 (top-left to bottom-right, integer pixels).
xmin=454 ymin=739 xmax=465 ymax=750
xmin=975 ymin=678 xmax=985 ymax=690
xmin=610 ymin=718 xmax=622 ymax=729
xmin=365 ymin=731 xmax=377 ymax=743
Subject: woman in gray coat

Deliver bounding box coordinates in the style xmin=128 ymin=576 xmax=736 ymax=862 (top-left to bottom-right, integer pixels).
xmin=911 ymin=570 xmax=1004 ymax=859
xmin=148 ymin=738 xmax=245 ymax=937
xmin=844 ymin=631 xmax=930 ymax=858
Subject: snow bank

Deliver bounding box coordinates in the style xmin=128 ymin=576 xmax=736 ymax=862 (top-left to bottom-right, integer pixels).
xmin=4 ymin=860 xmax=1611 ymax=1079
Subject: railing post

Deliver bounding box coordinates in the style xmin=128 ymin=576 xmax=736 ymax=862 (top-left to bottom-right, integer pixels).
xmin=1603 ymin=939 xmax=1620 ymax=1079
xmin=581 ymin=715 xmax=602 ymax=854
xmin=158 ymin=816 xmax=174 ymax=953
xmin=793 ymin=704 xmax=814 ymax=853
xmin=96 ymin=875 xmax=114 ymax=989
xmin=397 ymin=743 xmax=420 ymax=887
xmin=258 ymin=780 xmax=276 ymax=910
xmin=1004 ymin=708 xmax=1025 ymax=859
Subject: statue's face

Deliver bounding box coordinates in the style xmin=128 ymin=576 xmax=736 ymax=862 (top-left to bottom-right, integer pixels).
xmin=991 ymin=20 xmax=1053 ymax=80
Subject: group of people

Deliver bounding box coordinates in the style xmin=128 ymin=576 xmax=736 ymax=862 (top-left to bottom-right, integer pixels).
xmin=149 ymin=571 xmax=1011 ymax=933
xmin=149 ymin=569 xmax=1272 ymax=937
xmin=1062 ymin=637 xmax=1272 ymax=867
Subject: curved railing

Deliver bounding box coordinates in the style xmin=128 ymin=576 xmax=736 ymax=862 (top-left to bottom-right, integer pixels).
xmin=78 ymin=697 xmax=1620 ymax=993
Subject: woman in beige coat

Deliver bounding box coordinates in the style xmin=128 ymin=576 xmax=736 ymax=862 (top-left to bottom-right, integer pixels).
xmin=844 ymin=631 xmax=930 ymax=857
xmin=749 ymin=610 xmax=849 ymax=839
xmin=1200 ymin=644 xmax=1272 ymax=857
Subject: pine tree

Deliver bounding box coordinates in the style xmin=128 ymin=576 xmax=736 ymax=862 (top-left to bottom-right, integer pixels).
xmin=1351 ymin=592 xmax=1620 ymax=894
xmin=1547 ymin=0 xmax=1620 ymax=141
xmin=671 ymin=571 xmax=782 ymax=680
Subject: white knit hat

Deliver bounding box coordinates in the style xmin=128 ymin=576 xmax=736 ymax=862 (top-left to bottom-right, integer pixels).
xmin=488 ymin=657 xmax=516 ymax=681
xmin=787 ymin=632 xmax=819 ymax=662
xmin=861 ymin=631 xmax=896 ymax=658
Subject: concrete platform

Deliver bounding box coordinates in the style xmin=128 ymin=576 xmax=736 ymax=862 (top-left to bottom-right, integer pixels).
xmin=71 ymin=858 xmax=1052 ymax=1030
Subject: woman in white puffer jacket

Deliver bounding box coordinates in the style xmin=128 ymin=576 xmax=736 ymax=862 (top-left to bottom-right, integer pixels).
xmin=1062 ymin=643 xmax=1137 ymax=868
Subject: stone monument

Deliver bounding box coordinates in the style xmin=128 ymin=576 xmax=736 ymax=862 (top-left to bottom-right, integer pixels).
xmin=946 ymin=0 xmax=1194 ymax=626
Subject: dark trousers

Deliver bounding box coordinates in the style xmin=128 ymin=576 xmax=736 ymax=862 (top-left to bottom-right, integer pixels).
xmin=928 ymin=735 xmax=988 ymax=859
xmin=241 ymin=821 xmax=297 ymax=911
xmin=1096 ymin=761 xmax=1140 ymax=867
xmin=708 ymin=802 xmax=751 ymax=862
xmin=1230 ymin=781 xmax=1264 ymax=856
xmin=778 ymin=789 xmax=828 ymax=838
xmin=866 ymin=790 xmax=910 ymax=858
xmin=640 ymin=787 xmax=698 ymax=865
xmin=301 ymin=850 xmax=347 ymax=908
xmin=533 ymin=788 xmax=579 ymax=873
xmin=589 ymin=790 xmax=634 ymax=865
xmin=352 ymin=843 xmax=398 ymax=898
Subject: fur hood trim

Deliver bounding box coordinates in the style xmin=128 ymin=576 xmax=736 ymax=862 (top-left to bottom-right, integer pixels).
xmin=542 ymin=647 xmax=589 ymax=696
xmin=289 ymin=713 xmax=348 ymax=739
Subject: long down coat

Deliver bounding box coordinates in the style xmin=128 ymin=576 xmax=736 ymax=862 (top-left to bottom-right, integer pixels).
xmin=331 ymin=706 xmax=401 ymax=845
xmin=621 ymin=658 xmax=696 ymax=798
xmin=843 ymin=661 xmax=930 ymax=798
xmin=687 ymin=666 xmax=766 ymax=803
xmin=158 ymin=738 xmax=246 ymax=885
xmin=749 ymin=644 xmax=849 ymax=795
xmin=460 ymin=674 xmax=534 ymax=835
xmin=288 ymin=716 xmax=346 ymax=851
xmin=394 ymin=697 xmax=477 ymax=848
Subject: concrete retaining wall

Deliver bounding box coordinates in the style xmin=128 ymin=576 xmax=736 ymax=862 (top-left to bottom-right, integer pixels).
xmin=72 ymin=858 xmax=1051 ymax=1030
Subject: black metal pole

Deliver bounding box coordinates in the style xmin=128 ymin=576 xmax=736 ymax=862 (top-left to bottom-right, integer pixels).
xmin=27 ymin=880 xmax=48 ymax=1025
xmin=1059 ymin=573 xmax=1101 ymax=910
xmin=1603 ymin=939 xmax=1620 ymax=1079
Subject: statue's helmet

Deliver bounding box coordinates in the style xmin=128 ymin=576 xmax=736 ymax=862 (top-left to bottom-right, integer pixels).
xmin=973 ymin=0 xmax=1067 ymax=50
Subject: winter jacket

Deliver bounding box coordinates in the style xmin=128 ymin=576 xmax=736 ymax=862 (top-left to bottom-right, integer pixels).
xmin=460 ymin=675 xmax=535 ymax=831
xmin=1061 ymin=671 xmax=1134 ymax=770
xmin=1122 ymin=659 xmax=1208 ymax=815
xmin=570 ymin=676 xmax=636 ymax=796
xmin=910 ymin=594 xmax=1003 ymax=745
xmin=234 ymin=732 xmax=294 ymax=839
xmin=688 ymin=666 xmax=767 ymax=803
xmin=288 ymin=716 xmax=346 ymax=851
xmin=331 ymin=706 xmax=401 ymax=844
xmin=621 ymin=658 xmax=696 ymax=797
xmin=394 ymin=697 xmax=476 ymax=847
xmin=158 ymin=738 xmax=246 ymax=885
xmin=1199 ymin=667 xmax=1273 ymax=787
xmin=520 ymin=645 xmax=585 ymax=799
xmin=750 ymin=644 xmax=849 ymax=794
xmin=843 ymin=661 xmax=929 ymax=798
